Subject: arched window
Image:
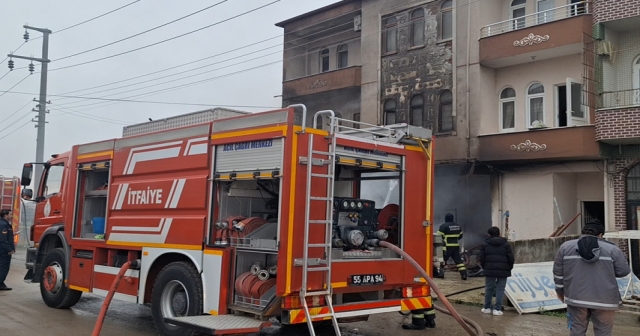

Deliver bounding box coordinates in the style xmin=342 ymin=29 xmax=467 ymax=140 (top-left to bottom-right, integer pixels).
xmin=633 ymin=55 xmax=640 ymax=105
xmin=382 ymin=16 xmax=398 ymax=54
xmin=441 ymin=0 xmax=453 ymax=40
xmin=383 ymin=99 xmax=397 ymax=125
xmin=320 ymin=48 xmax=330 ymax=73
xmin=410 ymin=8 xmax=425 ymax=47
xmin=511 ymin=0 xmax=526 ymax=30
xmin=500 ymin=88 xmax=516 ymax=131
xmin=527 ymin=83 xmax=545 ymax=128
xmin=337 ymin=44 xmax=348 ymax=69
xmin=438 ymin=90 xmax=453 ymax=133
xmin=410 ymin=95 xmax=424 ymax=127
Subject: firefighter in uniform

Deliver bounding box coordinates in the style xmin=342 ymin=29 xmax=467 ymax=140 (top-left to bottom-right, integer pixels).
xmin=437 ymin=213 xmax=467 ymax=280
xmin=402 ymin=307 xmax=436 ymax=330
xmin=0 ymin=209 xmax=15 ymax=291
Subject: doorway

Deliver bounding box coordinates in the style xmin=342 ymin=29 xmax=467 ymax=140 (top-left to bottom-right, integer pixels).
xmin=557 ymin=85 xmax=568 ymax=127
xmin=582 ymin=201 xmax=605 ymax=227
xmin=627 ymin=164 xmax=640 ymax=275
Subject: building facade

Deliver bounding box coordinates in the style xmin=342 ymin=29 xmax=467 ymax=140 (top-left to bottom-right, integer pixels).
xmin=277 ymin=1 xmax=639 ymax=257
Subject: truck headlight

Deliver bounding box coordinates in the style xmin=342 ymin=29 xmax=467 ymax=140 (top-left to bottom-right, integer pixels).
xmin=347 ymin=230 xmax=365 ymax=246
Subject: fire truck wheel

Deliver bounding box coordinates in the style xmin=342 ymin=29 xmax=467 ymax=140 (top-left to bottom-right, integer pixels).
xmin=151 ymin=261 xmax=204 ymax=336
xmin=39 ymin=248 xmax=82 ymax=309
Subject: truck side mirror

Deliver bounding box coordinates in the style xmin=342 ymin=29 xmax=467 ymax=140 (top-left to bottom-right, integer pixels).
xmin=21 ymin=163 xmax=33 ymax=186
xmin=21 ymin=188 xmax=33 ymax=200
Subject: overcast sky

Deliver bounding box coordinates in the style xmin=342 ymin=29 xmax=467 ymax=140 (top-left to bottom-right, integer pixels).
xmin=0 ymin=0 xmax=339 ymax=177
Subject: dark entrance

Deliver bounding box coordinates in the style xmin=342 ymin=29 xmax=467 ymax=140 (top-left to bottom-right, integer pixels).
xmin=557 ymin=85 xmax=568 ymax=127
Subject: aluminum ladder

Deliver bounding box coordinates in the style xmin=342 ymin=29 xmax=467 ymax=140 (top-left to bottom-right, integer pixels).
xmin=300 ymin=109 xmax=341 ymax=336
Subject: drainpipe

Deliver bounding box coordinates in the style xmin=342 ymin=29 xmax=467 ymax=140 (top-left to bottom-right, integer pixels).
xmin=499 ymin=172 xmax=503 ymax=231
xmin=465 ymin=0 xmax=472 ymax=159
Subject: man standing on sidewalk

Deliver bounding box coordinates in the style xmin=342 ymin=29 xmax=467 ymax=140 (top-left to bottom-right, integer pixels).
xmin=479 ymin=226 xmax=514 ymax=316
xmin=0 ymin=209 xmax=15 ymax=291
xmin=553 ymin=220 xmax=631 ymax=336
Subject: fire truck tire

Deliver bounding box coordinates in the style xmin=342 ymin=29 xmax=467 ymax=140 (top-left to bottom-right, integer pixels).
xmin=151 ymin=261 xmax=204 ymax=336
xmin=39 ymin=248 xmax=82 ymax=309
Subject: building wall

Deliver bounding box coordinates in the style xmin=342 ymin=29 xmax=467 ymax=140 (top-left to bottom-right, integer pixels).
xmin=596 ymin=107 xmax=640 ymax=141
xmin=593 ymin=0 xmax=640 ymax=24
xmin=284 ymin=36 xmax=362 ymax=81
xmin=478 ymin=54 xmax=583 ymax=134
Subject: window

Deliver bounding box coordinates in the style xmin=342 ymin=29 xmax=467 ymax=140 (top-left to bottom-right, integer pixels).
xmin=438 ymin=90 xmax=454 ymax=133
xmin=634 ymin=56 xmax=640 ymax=105
xmin=337 ymin=44 xmax=348 ymax=69
xmin=320 ymin=48 xmax=330 ymax=73
xmin=441 ymin=0 xmax=453 ymax=40
xmin=628 ymin=165 xmax=640 ymax=201
xmin=410 ymin=95 xmax=424 ymax=127
xmin=382 ymin=16 xmax=398 ymax=54
xmin=527 ymin=83 xmax=545 ymax=128
xmin=511 ymin=0 xmax=526 ymax=30
xmin=384 ymin=99 xmax=397 ymax=125
xmin=410 ymin=8 xmax=425 ymax=47
xmin=353 ymin=113 xmax=361 ymax=129
xmin=500 ymin=88 xmax=516 ymax=131
xmin=43 ymin=164 xmax=64 ymax=198
xmin=537 ymin=0 xmax=553 ymax=24
xmin=570 ymin=0 xmax=586 ymax=16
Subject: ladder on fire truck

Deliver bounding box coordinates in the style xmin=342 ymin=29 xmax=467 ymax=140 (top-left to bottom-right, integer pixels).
xmin=298 ymin=109 xmax=341 ymax=336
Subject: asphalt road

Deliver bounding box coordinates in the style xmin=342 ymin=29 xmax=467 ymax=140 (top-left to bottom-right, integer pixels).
xmin=1 ymin=251 xmax=639 ymax=336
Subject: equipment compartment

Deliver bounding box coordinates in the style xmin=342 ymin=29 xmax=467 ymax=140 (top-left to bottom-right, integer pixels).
xmin=232 ymin=251 xmax=278 ymax=311
xmin=73 ymin=162 xmax=110 ymax=239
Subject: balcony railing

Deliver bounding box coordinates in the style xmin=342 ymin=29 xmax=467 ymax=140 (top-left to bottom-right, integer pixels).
xmin=599 ymin=89 xmax=640 ymax=109
xmin=480 ymin=1 xmax=590 ymax=38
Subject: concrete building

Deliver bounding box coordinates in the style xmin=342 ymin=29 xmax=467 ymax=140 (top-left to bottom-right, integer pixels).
xmin=275 ymin=1 xmax=638 ymax=254
xmin=591 ymin=0 xmax=640 ymax=271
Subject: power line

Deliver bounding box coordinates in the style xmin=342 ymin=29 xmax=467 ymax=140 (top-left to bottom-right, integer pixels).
xmin=0 ymin=71 xmax=11 ymax=82
xmin=49 ymin=0 xmax=281 ymax=72
xmin=0 ymin=108 xmax=32 ymax=134
xmin=55 ymin=0 xmax=142 ymax=34
xmin=0 ymin=100 xmax=33 ymax=125
xmin=0 ymin=119 xmax=32 ymax=141
xmin=0 ymin=90 xmax=280 ymax=109
xmin=0 ymin=74 xmax=31 ymax=99
xmin=49 ymin=107 xmax=130 ymax=125
xmin=54 ymin=0 xmax=227 ymax=62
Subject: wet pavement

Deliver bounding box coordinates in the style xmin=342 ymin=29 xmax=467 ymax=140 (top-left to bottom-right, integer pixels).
xmin=1 ymin=251 xmax=639 ymax=336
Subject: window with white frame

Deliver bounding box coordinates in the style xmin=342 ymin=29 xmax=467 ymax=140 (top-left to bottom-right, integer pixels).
xmin=511 ymin=0 xmax=526 ymax=30
xmin=337 ymin=44 xmax=348 ymax=69
xmin=500 ymin=88 xmax=516 ymax=131
xmin=441 ymin=0 xmax=453 ymax=40
xmin=537 ymin=0 xmax=553 ymax=24
xmin=382 ymin=16 xmax=398 ymax=55
xmin=527 ymin=83 xmax=545 ymax=128
xmin=410 ymin=8 xmax=425 ymax=47
xmin=320 ymin=48 xmax=330 ymax=73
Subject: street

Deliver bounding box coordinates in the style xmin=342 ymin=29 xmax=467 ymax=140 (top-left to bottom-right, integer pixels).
xmin=1 ymin=251 xmax=639 ymax=336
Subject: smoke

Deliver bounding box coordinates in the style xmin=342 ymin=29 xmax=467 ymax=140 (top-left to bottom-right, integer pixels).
xmin=434 ymin=164 xmax=492 ymax=250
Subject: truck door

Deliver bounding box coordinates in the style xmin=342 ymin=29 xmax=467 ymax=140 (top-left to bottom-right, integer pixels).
xmin=34 ymin=162 xmax=67 ymax=240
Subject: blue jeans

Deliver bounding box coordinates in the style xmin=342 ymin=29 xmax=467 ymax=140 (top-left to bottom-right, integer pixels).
xmin=484 ymin=276 xmax=508 ymax=311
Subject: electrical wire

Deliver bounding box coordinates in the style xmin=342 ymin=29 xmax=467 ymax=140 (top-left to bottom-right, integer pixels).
xmin=0 ymin=74 xmax=31 ymax=99
xmin=0 ymin=71 xmax=11 ymax=82
xmin=0 ymin=42 xmax=27 ymax=65
xmin=49 ymin=107 xmax=130 ymax=125
xmin=0 ymin=120 xmax=32 ymax=141
xmin=49 ymin=0 xmax=281 ymax=72
xmin=0 ymin=100 xmax=33 ymax=125
xmin=54 ymin=0 xmax=142 ymax=34
xmin=0 ymin=108 xmax=33 ymax=135
xmin=54 ymin=0 xmax=227 ymax=61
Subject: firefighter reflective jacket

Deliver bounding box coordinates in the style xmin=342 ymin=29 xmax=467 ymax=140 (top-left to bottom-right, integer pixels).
xmin=437 ymin=219 xmax=463 ymax=247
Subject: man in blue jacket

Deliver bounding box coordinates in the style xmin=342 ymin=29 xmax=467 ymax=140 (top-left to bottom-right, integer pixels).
xmin=0 ymin=209 xmax=15 ymax=291
xmin=553 ymin=220 xmax=631 ymax=336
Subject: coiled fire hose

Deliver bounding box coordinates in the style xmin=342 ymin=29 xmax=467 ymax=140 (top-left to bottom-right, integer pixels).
xmin=92 ymin=259 xmax=140 ymax=336
xmin=379 ymin=241 xmax=483 ymax=336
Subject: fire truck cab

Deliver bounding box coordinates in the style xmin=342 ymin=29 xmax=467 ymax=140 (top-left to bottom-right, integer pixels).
xmin=20 ymin=106 xmax=434 ymax=336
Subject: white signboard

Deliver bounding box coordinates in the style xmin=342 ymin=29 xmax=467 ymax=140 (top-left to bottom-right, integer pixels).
xmin=505 ymin=261 xmax=640 ymax=314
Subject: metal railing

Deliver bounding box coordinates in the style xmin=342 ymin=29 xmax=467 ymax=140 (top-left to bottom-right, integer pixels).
xmin=599 ymin=88 xmax=640 ymax=109
xmin=480 ymin=1 xmax=590 ymax=38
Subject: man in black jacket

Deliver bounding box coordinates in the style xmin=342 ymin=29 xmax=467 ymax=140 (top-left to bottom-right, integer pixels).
xmin=437 ymin=213 xmax=467 ymax=280
xmin=0 ymin=209 xmax=15 ymax=290
xmin=478 ymin=226 xmax=514 ymax=316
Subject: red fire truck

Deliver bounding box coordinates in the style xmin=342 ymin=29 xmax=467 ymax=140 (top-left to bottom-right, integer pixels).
xmin=20 ymin=106 xmax=434 ymax=336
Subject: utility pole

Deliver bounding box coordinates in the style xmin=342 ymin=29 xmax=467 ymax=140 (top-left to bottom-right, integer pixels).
xmin=7 ymin=25 xmax=51 ymax=193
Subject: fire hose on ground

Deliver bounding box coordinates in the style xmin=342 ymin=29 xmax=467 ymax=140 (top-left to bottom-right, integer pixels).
xmin=92 ymin=259 xmax=141 ymax=336
xmin=379 ymin=241 xmax=484 ymax=336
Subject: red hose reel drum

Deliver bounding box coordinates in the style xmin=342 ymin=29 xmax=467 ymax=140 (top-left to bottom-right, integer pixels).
xmin=377 ymin=204 xmax=400 ymax=245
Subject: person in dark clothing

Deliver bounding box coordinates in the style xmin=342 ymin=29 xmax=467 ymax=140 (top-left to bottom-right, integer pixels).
xmin=478 ymin=226 xmax=514 ymax=315
xmin=437 ymin=213 xmax=467 ymax=280
xmin=0 ymin=209 xmax=15 ymax=290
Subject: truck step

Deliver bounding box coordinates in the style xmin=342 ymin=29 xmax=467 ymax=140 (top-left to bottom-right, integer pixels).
xmin=163 ymin=315 xmax=269 ymax=335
